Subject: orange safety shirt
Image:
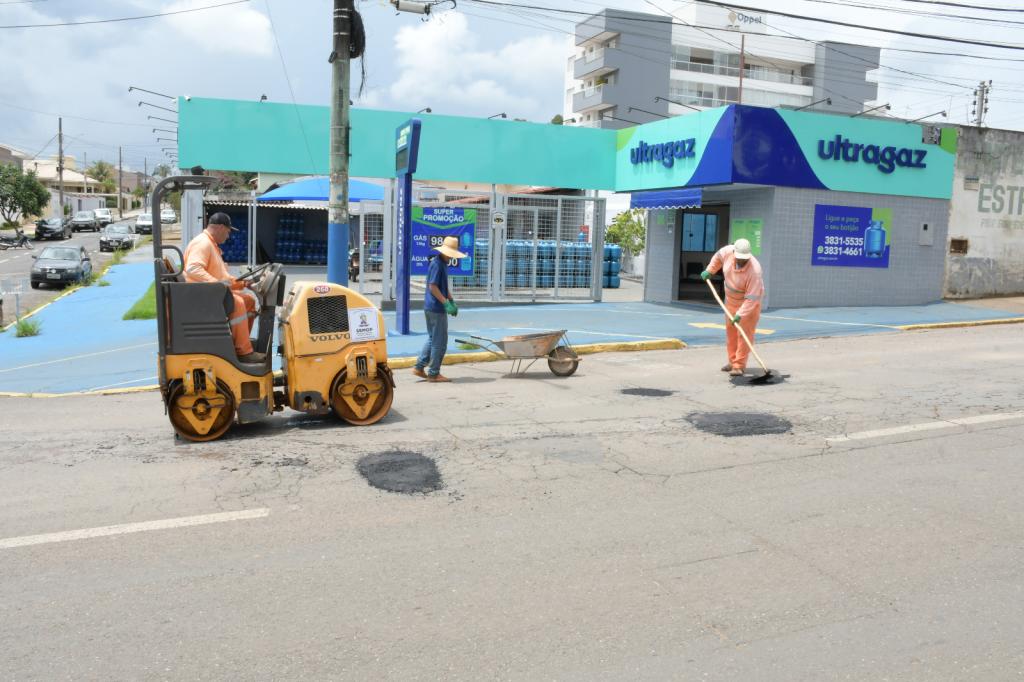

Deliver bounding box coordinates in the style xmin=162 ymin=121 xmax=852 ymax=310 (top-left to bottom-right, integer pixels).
xmin=707 ymin=244 xmax=765 ymax=318
xmin=183 ymin=231 xmax=233 ymax=285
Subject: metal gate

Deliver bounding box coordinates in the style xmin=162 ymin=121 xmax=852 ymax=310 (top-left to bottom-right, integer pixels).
xmin=389 ymin=189 xmax=604 ymax=303
xmin=355 ymin=200 xmax=386 ymax=297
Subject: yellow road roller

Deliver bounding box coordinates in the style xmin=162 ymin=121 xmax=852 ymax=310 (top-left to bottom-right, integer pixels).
xmin=151 ymin=175 xmax=394 ymax=442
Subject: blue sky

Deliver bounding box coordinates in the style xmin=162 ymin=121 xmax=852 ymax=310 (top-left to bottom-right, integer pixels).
xmin=1 ymin=0 xmax=1021 ymax=174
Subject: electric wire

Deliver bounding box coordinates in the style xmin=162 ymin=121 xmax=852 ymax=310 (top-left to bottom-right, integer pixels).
xmin=263 ymin=0 xmax=318 ymax=174
xmin=0 ymin=0 xmax=252 ymax=29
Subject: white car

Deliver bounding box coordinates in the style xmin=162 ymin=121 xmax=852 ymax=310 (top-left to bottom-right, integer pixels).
xmin=135 ymin=213 xmax=153 ymax=234
xmin=160 ymin=208 xmax=177 ymax=224
xmin=93 ymin=208 xmax=113 ymax=226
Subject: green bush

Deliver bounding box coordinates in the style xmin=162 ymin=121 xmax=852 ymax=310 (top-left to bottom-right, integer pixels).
xmin=97 ymin=279 xmax=111 ymax=287
xmin=15 ymin=318 xmax=42 ymax=337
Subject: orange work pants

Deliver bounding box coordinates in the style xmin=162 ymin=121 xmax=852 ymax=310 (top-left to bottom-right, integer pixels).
xmin=724 ymin=297 xmax=761 ymax=370
xmin=229 ymin=291 xmax=257 ymax=355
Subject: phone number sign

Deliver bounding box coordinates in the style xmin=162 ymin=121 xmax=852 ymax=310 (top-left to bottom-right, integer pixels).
xmin=812 ymin=204 xmax=892 ymax=268
xmin=411 ymin=207 xmax=475 ymax=276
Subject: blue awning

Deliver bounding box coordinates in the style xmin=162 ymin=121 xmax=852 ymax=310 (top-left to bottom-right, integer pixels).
xmin=629 ymin=187 xmax=702 ymax=210
xmin=257 ymin=176 xmax=385 ymax=202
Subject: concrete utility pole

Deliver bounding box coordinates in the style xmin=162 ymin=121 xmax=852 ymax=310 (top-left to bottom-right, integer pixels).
xmin=118 ymin=146 xmax=123 ymax=219
xmin=737 ymin=35 xmax=745 ymax=105
xmin=57 ymin=117 xmax=65 ymax=219
xmin=972 ymin=80 xmax=992 ymax=126
xmin=327 ymin=0 xmax=354 ymax=285
xmin=143 ymin=158 xmax=148 ymax=209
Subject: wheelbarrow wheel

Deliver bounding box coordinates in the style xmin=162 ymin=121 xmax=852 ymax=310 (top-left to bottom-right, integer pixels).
xmin=547 ymin=346 xmax=579 ymax=377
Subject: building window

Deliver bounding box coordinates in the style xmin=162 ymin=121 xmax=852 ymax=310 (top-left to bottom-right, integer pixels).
xmin=949 ymin=238 xmax=969 ymax=255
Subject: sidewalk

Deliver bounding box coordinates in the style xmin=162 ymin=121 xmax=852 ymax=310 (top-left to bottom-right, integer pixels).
xmin=2 ymin=264 xmax=1022 ymax=396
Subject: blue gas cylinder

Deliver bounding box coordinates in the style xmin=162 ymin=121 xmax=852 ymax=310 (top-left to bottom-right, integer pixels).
xmin=865 ymin=220 xmax=886 ymax=258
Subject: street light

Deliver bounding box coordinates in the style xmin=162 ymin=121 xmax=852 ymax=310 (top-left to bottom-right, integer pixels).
xmin=156 ymin=138 xmax=177 ymax=143
xmin=152 ymin=128 xmax=177 ymax=135
xmin=128 ymin=86 xmax=175 ymax=101
xmin=850 ymin=103 xmax=891 ymax=118
xmin=138 ymin=101 xmax=178 ymax=115
xmin=794 ymin=97 xmax=831 ymax=111
xmin=487 ymin=112 xmax=507 ymax=119
xmin=602 ymin=115 xmax=641 ymax=125
xmin=905 ymin=110 xmax=947 ymax=124
xmin=417 ymin=107 xmax=432 ymax=113
xmin=147 ymin=116 xmax=177 ymax=126
xmin=259 ymin=94 xmax=268 ymax=103
xmin=627 ymin=106 xmax=668 ymax=120
xmin=654 ymin=96 xmax=700 ymax=112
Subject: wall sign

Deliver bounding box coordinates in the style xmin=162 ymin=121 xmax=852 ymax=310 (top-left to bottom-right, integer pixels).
xmin=629 ymin=138 xmax=697 ymax=168
xmin=812 ymin=204 xmax=892 ymax=268
xmin=411 ymin=207 xmax=476 ymax=277
xmin=729 ymin=218 xmax=763 ymax=256
xmin=816 ymin=135 xmax=927 ymax=175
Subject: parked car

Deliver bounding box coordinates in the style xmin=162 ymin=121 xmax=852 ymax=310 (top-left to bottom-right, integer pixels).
xmin=29 ymin=244 xmax=92 ymax=289
xmin=34 ymin=217 xmax=71 ymax=241
xmin=99 ymin=223 xmax=137 ymax=252
xmin=135 ymin=213 xmax=153 ymax=234
xmin=93 ymin=208 xmax=113 ymax=227
xmin=160 ymin=208 xmax=177 ymax=224
xmin=70 ymin=210 xmax=100 ymax=232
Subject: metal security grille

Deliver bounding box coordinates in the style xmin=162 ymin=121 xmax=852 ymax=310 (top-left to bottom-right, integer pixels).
xmin=307 ymin=295 xmax=349 ymax=334
xmin=356 ymin=205 xmax=386 ymax=296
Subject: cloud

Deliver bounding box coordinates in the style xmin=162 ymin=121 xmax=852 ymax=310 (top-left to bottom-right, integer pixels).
xmin=369 ymin=10 xmax=565 ymax=120
xmin=164 ymin=0 xmax=273 ymax=57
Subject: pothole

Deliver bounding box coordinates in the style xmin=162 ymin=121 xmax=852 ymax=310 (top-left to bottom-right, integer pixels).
xmin=729 ymin=372 xmax=788 ymax=387
xmin=621 ymin=388 xmax=676 ymax=397
xmin=685 ymin=411 xmax=793 ymax=437
xmin=357 ymin=451 xmax=443 ymax=494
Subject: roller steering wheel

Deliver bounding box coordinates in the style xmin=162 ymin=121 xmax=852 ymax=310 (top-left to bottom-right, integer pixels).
xmin=237 ymin=262 xmax=271 ymax=282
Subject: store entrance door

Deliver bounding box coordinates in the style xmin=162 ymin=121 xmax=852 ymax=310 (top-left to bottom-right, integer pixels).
xmin=677 ymin=204 xmax=730 ymax=302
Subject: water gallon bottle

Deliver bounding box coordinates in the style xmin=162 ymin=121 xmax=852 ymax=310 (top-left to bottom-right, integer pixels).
xmin=865 ymin=220 xmax=886 ymax=258
xmin=460 ymin=231 xmax=472 ymax=252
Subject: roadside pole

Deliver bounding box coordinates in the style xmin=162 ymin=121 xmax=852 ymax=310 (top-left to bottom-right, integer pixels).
xmin=118 ymin=146 xmax=123 ymax=220
xmin=57 ymin=118 xmax=64 ymax=220
xmin=327 ymin=0 xmax=353 ymax=285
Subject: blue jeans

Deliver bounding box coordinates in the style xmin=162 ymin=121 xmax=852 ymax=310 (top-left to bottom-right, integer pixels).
xmin=416 ymin=310 xmax=448 ymax=376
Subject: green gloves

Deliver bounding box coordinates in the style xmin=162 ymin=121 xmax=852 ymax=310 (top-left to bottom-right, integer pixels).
xmin=444 ymin=300 xmax=458 ymax=316
xmin=700 ymin=270 xmax=711 ymax=281
xmin=731 ymin=314 xmax=741 ymax=325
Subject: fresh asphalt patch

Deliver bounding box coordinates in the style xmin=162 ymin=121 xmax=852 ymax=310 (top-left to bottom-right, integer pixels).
xmin=357 ymin=451 xmax=444 ymax=494
xmin=728 ymin=370 xmax=789 ymax=386
xmin=685 ymin=411 xmax=793 ymax=437
xmin=620 ymin=387 xmax=676 ymax=397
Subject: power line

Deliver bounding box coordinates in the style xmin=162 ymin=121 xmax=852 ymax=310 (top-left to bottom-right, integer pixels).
xmin=891 ymin=0 xmax=1024 ymax=13
xmin=0 ymin=0 xmax=251 ymax=29
xmin=263 ymin=0 xmax=318 ymax=174
xmin=0 ymin=101 xmax=154 ymax=127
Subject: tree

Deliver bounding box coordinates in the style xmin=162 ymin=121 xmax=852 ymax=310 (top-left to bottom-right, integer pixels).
xmin=0 ymin=164 xmax=50 ymax=225
xmin=153 ymin=164 xmax=171 ymax=178
xmin=87 ymin=160 xmax=115 ymax=183
xmin=550 ymin=114 xmax=564 ymax=125
xmin=605 ymin=208 xmax=646 ymax=256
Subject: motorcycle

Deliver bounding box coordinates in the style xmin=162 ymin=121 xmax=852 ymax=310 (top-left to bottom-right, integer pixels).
xmin=0 ymin=227 xmax=34 ymax=250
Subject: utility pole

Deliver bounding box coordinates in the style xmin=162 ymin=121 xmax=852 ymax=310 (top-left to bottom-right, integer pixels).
xmin=972 ymin=80 xmax=992 ymax=126
xmin=57 ymin=118 xmax=65 ymax=220
xmin=118 ymin=146 xmax=123 ymax=220
xmin=737 ymin=35 xmax=746 ymax=105
xmin=327 ymin=0 xmax=353 ymax=285
xmin=143 ymin=158 xmax=148 ymax=210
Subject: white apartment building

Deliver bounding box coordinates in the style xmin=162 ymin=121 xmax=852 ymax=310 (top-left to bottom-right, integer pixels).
xmin=564 ymin=3 xmax=880 ymax=128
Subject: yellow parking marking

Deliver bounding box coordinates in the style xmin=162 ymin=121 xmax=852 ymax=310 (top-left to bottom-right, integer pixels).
xmin=688 ymin=322 xmax=775 ymax=335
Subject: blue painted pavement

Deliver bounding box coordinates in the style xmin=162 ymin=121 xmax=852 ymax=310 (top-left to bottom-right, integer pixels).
xmin=1 ymin=262 xmax=1020 ymax=395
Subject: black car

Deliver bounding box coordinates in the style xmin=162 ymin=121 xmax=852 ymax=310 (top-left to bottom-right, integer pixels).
xmin=30 ymin=244 xmax=93 ymax=289
xmin=34 ymin=217 xmax=72 ymax=241
xmin=99 ymin=223 xmax=137 ymax=252
xmin=70 ymin=210 xmax=100 ymax=232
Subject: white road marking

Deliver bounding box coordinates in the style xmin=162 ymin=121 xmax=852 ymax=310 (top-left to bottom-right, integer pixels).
xmin=86 ymin=375 xmax=158 ymax=391
xmin=827 ymin=411 xmax=1024 ymax=443
xmin=0 ymin=508 xmax=270 ymax=550
xmin=0 ymin=342 xmax=156 ymax=374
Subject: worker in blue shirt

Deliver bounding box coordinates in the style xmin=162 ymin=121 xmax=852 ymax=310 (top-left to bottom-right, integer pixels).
xmin=413 ymin=235 xmax=466 ymax=382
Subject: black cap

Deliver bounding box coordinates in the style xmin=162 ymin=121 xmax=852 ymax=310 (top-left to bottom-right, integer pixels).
xmin=208 ymin=212 xmax=238 ymax=232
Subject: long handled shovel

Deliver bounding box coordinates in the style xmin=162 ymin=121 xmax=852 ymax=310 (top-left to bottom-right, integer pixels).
xmin=705 ymin=278 xmax=776 ymax=385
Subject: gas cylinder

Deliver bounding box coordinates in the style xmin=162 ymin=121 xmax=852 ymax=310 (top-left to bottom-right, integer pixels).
xmin=864 ymin=220 xmax=886 ymax=258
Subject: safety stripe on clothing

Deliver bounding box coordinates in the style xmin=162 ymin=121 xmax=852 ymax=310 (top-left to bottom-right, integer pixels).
xmin=744 ymin=294 xmax=761 ymax=301
xmin=229 ymin=315 xmax=248 ymax=326
xmin=725 ymin=283 xmax=743 ymax=295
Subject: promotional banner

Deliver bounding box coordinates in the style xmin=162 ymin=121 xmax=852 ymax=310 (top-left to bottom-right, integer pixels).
xmin=411 ymin=207 xmax=476 ymax=277
xmin=729 ymin=218 xmax=763 ymax=256
xmin=812 ymin=204 xmax=892 ymax=268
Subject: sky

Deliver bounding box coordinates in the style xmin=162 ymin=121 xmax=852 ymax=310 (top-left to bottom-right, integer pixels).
xmin=1 ymin=0 xmax=1022 ymax=175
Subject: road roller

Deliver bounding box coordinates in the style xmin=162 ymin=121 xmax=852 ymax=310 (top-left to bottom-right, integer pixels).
xmin=151 ymin=175 xmax=394 ymax=442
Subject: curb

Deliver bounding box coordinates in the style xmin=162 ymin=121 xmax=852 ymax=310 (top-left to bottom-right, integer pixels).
xmin=0 ymin=338 xmax=686 ymax=399
xmin=898 ymin=317 xmax=1024 ymax=331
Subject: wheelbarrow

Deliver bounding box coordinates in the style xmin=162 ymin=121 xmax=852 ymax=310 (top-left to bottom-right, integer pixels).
xmin=455 ymin=330 xmax=579 ymax=377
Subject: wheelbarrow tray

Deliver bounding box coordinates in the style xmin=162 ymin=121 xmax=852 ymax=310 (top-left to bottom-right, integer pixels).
xmin=492 ymin=330 xmax=566 ymax=358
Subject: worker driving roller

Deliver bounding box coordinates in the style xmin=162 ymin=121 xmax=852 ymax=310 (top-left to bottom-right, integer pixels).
xmin=701 ymin=238 xmax=764 ymax=377
xmin=183 ymin=212 xmax=263 ymax=363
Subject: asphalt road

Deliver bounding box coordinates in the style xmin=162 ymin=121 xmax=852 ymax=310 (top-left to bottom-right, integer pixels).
xmin=0 ymin=213 xmax=153 ymax=322
xmin=1 ymin=324 xmax=1023 ymax=679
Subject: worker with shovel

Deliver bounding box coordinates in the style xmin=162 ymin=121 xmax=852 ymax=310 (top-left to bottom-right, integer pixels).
xmin=701 ymin=238 xmax=764 ymax=377
xmin=413 ymin=235 xmax=467 ymax=383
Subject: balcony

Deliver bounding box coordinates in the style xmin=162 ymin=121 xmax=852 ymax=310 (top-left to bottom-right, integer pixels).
xmin=572 ymin=83 xmax=618 ymax=113
xmin=574 ymin=47 xmax=625 ymax=80
xmin=671 ymin=60 xmax=812 ymax=87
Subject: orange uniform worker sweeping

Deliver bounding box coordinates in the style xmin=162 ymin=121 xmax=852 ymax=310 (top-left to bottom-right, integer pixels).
xmin=183 ymin=212 xmax=262 ymax=363
xmin=701 ymin=238 xmax=774 ymax=383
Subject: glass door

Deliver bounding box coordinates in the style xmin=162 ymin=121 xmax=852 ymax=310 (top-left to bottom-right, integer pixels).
xmin=677 ymin=205 xmax=730 ymax=302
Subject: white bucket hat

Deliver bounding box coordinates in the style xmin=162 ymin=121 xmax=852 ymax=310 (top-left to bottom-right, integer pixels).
xmin=434 ymin=235 xmax=468 ymax=260
xmin=733 ymin=238 xmax=752 ymax=260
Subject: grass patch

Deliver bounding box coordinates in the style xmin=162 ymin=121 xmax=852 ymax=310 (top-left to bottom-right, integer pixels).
xmin=15 ymin=318 xmax=42 ymax=337
xmin=123 ymin=282 xmax=156 ymax=320
xmin=97 ymin=279 xmax=111 ymax=287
